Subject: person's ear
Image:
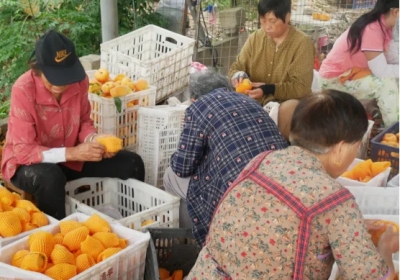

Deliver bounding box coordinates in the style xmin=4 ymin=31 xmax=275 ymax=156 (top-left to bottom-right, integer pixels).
xmin=285 ymin=12 xmax=291 ymax=24
xmin=330 ymin=141 xmax=345 ymax=167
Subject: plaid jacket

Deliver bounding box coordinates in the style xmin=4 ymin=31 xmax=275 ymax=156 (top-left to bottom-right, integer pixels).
xmin=170 ymin=88 xmax=288 ymax=247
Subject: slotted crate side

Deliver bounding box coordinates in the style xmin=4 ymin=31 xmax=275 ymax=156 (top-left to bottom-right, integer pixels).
xmin=371 ymin=122 xmax=399 ymax=180
xmin=137 ymin=106 xmax=187 ymax=188
xmin=65 ymin=178 xmax=180 ymax=230
xmin=100 ymin=25 xmax=195 ymax=103
xmin=352 ymin=0 xmax=376 ymax=9
xmin=86 ymin=70 xmax=156 ymax=152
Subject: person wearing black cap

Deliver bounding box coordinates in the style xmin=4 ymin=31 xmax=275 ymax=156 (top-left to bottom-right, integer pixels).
xmin=1 ymin=30 xmax=145 ymax=220
xmin=319 ymin=0 xmax=399 ymax=128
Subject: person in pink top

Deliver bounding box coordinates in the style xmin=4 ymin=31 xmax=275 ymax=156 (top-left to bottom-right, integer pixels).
xmin=1 ymin=30 xmax=145 ymax=220
xmin=319 ymin=0 xmax=399 ymax=127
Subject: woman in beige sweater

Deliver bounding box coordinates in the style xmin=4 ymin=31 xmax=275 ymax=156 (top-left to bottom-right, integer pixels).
xmin=229 ymin=0 xmax=315 ymax=106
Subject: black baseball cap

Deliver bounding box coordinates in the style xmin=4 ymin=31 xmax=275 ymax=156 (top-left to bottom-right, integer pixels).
xmin=28 ymin=30 xmax=86 ymax=86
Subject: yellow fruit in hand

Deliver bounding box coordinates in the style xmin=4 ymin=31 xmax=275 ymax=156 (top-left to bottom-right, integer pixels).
xmin=236 ymin=79 xmax=252 ymax=94
xmin=96 ymin=136 xmax=123 ymax=153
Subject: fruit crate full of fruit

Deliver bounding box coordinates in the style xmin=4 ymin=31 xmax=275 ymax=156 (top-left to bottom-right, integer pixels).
xmin=137 ymin=105 xmax=188 ymax=188
xmin=371 ymin=121 xmax=399 ymax=180
xmin=86 ymin=70 xmax=156 ymax=152
xmin=65 ymin=177 xmax=180 ymax=230
xmin=0 ymin=186 xmax=59 ymax=249
xmin=144 ymin=228 xmax=201 ymax=280
xmin=0 ymin=212 xmax=150 ymax=280
xmin=100 ymin=25 xmax=195 ymax=103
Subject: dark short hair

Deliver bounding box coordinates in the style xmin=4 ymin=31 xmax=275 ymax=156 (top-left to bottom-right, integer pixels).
xmin=29 ymin=61 xmax=42 ymax=77
xmin=289 ymin=89 xmax=368 ymax=154
xmin=258 ymin=0 xmax=291 ymax=22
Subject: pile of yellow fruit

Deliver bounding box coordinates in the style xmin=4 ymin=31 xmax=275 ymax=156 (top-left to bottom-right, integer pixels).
xmin=380 ymin=133 xmax=399 ymax=148
xmin=10 ymin=214 xmax=128 ymax=280
xmin=89 ymin=68 xmax=150 ymax=107
xmin=0 ymin=187 xmax=49 ymax=238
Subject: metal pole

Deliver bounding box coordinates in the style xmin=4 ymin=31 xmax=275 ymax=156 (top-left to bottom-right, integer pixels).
xmin=100 ymin=0 xmax=119 ymax=43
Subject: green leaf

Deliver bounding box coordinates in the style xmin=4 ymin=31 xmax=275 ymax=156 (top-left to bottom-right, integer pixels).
xmin=114 ymin=97 xmax=122 ymax=113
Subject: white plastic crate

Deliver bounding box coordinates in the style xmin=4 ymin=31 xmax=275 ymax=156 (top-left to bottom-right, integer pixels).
xmin=345 ymin=186 xmax=399 ymax=215
xmin=357 ymin=120 xmax=375 ymax=159
xmin=0 ymin=213 xmax=150 ymax=280
xmin=336 ymin=158 xmax=391 ymax=187
xmin=388 ymin=174 xmax=399 ymax=188
xmin=65 ymin=178 xmax=180 ymax=230
xmin=137 ymin=105 xmax=188 ymax=188
xmin=0 ymin=214 xmax=58 ymax=249
xmin=100 ymin=25 xmax=195 ymax=103
xmin=86 ymin=70 xmax=156 ymax=152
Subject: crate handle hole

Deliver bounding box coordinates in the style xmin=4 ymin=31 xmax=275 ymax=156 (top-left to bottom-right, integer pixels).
xmin=74 ymin=185 xmax=92 ymax=195
xmin=166 ymin=37 xmax=178 ymax=45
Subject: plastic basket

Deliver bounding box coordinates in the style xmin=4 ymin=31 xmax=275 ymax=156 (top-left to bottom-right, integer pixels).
xmin=388 ymin=174 xmax=399 ymax=188
xmin=144 ymin=228 xmax=200 ymax=280
xmin=357 ymin=120 xmax=375 ymax=159
xmin=0 ymin=214 xmax=58 ymax=249
xmin=86 ymin=70 xmax=156 ymax=152
xmin=100 ymin=25 xmax=195 ymax=103
xmin=352 ymin=0 xmax=377 ymax=9
xmin=0 ymin=213 xmax=150 ymax=280
xmin=336 ymin=158 xmax=391 ymax=187
xmin=371 ymin=121 xmax=399 ymax=180
xmin=345 ymin=186 xmax=399 ymax=215
xmin=137 ymin=105 xmax=188 ymax=188
xmin=65 ymin=178 xmax=180 ymax=230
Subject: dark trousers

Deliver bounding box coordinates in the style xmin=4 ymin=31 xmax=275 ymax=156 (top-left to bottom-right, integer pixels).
xmin=10 ymin=150 xmax=145 ymax=220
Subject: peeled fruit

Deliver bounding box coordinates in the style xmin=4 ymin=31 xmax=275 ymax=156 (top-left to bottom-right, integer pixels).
xmin=95 ymin=68 xmax=110 ymax=83
xmin=236 ymin=79 xmax=252 ymax=94
xmin=101 ymin=82 xmax=115 ymax=95
xmin=135 ymin=79 xmax=149 ymax=92
xmin=110 ymin=85 xmax=132 ymax=98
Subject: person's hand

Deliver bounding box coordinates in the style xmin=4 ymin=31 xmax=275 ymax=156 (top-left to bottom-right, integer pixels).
xmin=231 ymin=71 xmax=248 ymax=87
xmin=66 ymin=142 xmax=105 ymax=162
xmin=232 ymin=76 xmax=243 ymax=87
xmin=378 ymin=225 xmax=400 ymax=254
xmin=365 ymin=219 xmax=386 ymax=231
xmin=245 ymin=82 xmax=265 ymax=99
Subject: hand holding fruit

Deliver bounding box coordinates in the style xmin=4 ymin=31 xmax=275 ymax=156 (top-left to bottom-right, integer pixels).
xmin=66 ymin=142 xmax=105 ymax=162
xmin=244 ymin=82 xmax=265 ymax=99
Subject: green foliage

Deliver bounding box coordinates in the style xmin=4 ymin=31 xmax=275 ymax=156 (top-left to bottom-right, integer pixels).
xmin=0 ymin=0 xmax=168 ymax=119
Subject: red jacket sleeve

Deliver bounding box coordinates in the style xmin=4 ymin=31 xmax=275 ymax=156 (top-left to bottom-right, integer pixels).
xmin=8 ymin=85 xmax=50 ymax=165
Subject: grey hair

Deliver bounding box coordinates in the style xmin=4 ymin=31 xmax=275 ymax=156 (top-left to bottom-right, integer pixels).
xmin=189 ymin=70 xmax=233 ymax=100
xmin=289 ymin=135 xmax=332 ymax=155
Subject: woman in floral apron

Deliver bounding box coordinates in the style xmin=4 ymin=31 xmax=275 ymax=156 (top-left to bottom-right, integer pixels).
xmin=187 ymin=90 xmax=399 ymax=280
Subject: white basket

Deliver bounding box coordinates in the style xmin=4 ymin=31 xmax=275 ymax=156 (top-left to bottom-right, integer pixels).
xmin=336 ymin=158 xmax=391 ymax=187
xmin=0 ymin=214 xmax=58 ymax=249
xmin=0 ymin=213 xmax=150 ymax=280
xmin=388 ymin=174 xmax=399 ymax=188
xmin=346 ymin=186 xmax=399 ymax=215
xmin=100 ymin=25 xmax=195 ymax=103
xmin=86 ymin=70 xmax=156 ymax=152
xmin=329 ymin=214 xmax=399 ymax=280
xmin=65 ymin=178 xmax=180 ymax=230
xmin=357 ymin=120 xmax=375 ymax=159
xmin=137 ymin=105 xmax=188 ymax=188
